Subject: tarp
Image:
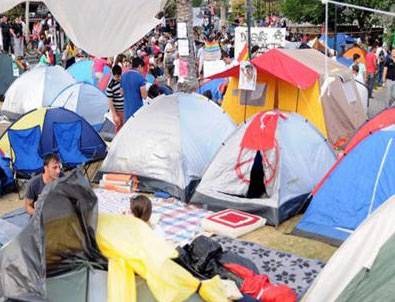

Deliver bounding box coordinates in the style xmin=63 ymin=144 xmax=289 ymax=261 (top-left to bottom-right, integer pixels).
xmin=0 ymin=0 xmax=165 ymax=57
xmin=0 ymin=170 xmax=106 ymax=301
xmin=319 ymin=33 xmax=355 ymax=54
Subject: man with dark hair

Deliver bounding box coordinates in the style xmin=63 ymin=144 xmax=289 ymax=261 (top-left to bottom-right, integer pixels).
xmin=350 ymin=53 xmax=366 ymax=82
xmin=106 ymin=65 xmax=124 ymax=132
xmin=24 ymin=153 xmax=62 ymax=215
xmin=0 ymin=15 xmax=11 ymax=53
xmin=121 ymin=57 xmax=147 ymax=122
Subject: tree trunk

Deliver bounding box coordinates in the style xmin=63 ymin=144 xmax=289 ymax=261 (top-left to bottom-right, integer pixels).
xmin=176 ymin=0 xmax=198 ymax=92
xmin=219 ymin=1 xmax=227 ymax=27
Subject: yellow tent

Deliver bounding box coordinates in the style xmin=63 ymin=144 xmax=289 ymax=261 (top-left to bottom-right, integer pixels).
xmin=217 ymin=49 xmax=367 ymax=145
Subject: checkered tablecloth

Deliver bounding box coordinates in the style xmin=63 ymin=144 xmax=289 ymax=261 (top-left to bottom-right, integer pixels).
xmin=94 ymin=189 xmax=211 ymax=245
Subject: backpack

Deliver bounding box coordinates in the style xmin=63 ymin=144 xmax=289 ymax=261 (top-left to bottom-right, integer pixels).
xmin=379 ymin=50 xmax=386 ymax=64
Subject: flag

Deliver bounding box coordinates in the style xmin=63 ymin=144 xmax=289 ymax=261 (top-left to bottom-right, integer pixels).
xmin=237 ymin=42 xmax=249 ymax=62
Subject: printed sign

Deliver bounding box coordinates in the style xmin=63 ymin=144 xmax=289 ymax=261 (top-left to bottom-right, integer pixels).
xmin=234 ymin=27 xmax=286 ymax=59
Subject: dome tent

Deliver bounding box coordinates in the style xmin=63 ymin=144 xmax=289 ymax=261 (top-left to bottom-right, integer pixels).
xmin=99 ymin=93 xmax=236 ymax=201
xmin=191 ymin=111 xmax=336 ymax=225
xmin=295 ymin=113 xmax=395 ymax=245
xmin=51 ymin=82 xmax=108 ymax=130
xmin=2 ymin=65 xmax=76 ymax=120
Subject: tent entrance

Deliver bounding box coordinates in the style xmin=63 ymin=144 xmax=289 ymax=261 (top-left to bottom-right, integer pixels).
xmin=246 ymin=151 xmax=267 ymax=199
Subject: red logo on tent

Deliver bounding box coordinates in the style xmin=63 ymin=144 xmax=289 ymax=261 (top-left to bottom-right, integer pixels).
xmin=235 ymin=112 xmax=286 ymax=185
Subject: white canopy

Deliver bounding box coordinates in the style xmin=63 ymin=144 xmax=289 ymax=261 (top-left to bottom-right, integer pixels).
xmin=0 ymin=0 xmax=165 ymax=57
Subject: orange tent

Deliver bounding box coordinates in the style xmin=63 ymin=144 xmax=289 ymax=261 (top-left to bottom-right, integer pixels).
xmin=343 ymin=46 xmax=367 ymax=64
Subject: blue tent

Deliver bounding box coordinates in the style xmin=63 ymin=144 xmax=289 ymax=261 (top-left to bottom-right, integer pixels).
xmin=0 ymin=107 xmax=107 ymax=169
xmin=320 ymin=33 xmax=355 ymax=54
xmin=67 ymin=60 xmax=111 ymax=86
xmin=67 ymin=60 xmax=95 ymax=85
xmin=336 ymin=56 xmax=353 ymax=67
xmin=295 ymin=126 xmax=395 ymax=245
xmin=197 ymin=78 xmax=226 ymax=103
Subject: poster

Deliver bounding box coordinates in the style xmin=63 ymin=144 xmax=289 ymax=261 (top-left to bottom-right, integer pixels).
xmin=239 ymin=61 xmax=257 ymax=91
xmin=234 ymin=27 xmax=286 ymax=59
xmin=177 ymin=22 xmax=187 ymax=39
xmin=178 ymin=39 xmax=189 ymax=56
xmin=203 ymin=60 xmax=226 ymax=78
xmin=192 ymin=8 xmax=204 ymax=27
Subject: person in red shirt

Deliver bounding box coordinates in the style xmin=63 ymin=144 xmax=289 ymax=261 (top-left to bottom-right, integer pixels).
xmin=365 ymin=44 xmax=377 ymax=99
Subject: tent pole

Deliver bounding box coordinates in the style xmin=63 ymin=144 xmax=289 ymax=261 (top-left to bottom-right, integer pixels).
xmin=274 ymin=78 xmax=279 ymax=109
xmin=296 ymin=88 xmax=300 ymax=112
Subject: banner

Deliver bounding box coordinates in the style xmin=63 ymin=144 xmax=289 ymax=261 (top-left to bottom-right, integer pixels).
xmin=234 ymin=27 xmax=286 ymax=59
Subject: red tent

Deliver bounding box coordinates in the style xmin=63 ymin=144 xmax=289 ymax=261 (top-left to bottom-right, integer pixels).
xmin=210 ymin=49 xmax=320 ymax=90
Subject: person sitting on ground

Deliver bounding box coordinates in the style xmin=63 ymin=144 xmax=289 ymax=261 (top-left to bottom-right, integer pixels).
xmin=130 ymin=194 xmax=152 ymax=223
xmin=24 ymin=153 xmax=62 ymax=215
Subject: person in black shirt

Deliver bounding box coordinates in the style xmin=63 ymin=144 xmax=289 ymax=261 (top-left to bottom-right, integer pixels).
xmin=0 ymin=15 xmax=11 ymax=53
xmin=383 ymin=48 xmax=395 ymax=107
xmin=24 ymin=153 xmax=62 ymax=215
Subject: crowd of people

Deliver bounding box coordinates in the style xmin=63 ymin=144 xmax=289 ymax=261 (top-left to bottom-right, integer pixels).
xmin=349 ymin=41 xmax=395 ymax=106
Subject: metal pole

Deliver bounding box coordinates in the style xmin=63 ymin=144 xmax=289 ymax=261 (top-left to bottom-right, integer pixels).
xmin=324 ymin=0 xmax=329 ymax=83
xmin=334 ymin=4 xmax=337 ymax=57
xmin=247 ymin=0 xmax=252 ymax=59
xmin=25 ymin=1 xmax=30 ymax=40
xmin=324 ymin=0 xmax=395 ymax=17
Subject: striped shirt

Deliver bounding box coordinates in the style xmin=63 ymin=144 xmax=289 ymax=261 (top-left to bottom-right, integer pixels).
xmin=106 ymin=79 xmax=124 ymax=112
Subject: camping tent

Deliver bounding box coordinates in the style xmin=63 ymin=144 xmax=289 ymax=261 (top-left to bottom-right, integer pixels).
xmin=0 ymin=107 xmax=107 ymax=166
xmin=211 ymin=49 xmax=367 ymax=146
xmin=319 ymin=33 xmax=355 ymax=55
xmin=196 ymin=78 xmax=227 ymax=104
xmin=343 ymin=45 xmax=367 ymax=64
xmin=191 ymin=111 xmax=336 ymax=225
xmin=51 ymin=82 xmax=108 ymax=130
xmin=99 ymin=93 xmax=236 ymax=201
xmin=0 ymin=54 xmax=19 ymax=97
xmin=67 ymin=59 xmax=111 ymax=91
xmin=295 ymin=123 xmax=395 ymax=245
xmin=303 ymin=195 xmax=395 ymax=302
xmin=2 ymin=65 xmax=76 ymax=120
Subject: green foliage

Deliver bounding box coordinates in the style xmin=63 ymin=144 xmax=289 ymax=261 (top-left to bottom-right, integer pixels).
xmin=192 ymin=0 xmax=203 ymax=7
xmin=280 ymin=0 xmax=393 ymax=30
xmin=3 ymin=3 xmax=24 ymax=20
xmin=164 ymin=0 xmax=177 ymax=18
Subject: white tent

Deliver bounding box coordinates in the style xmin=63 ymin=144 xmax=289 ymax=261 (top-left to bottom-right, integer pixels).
xmin=2 ymin=66 xmax=76 ymax=119
xmin=99 ymin=93 xmax=236 ymax=201
xmin=303 ymin=195 xmax=395 ymax=302
xmin=0 ymin=0 xmax=165 ymax=57
xmin=191 ymin=111 xmax=336 ymax=225
xmin=51 ymin=82 xmax=108 ymax=130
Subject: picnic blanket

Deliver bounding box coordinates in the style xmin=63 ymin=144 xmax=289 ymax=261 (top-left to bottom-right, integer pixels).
xmin=212 ymin=236 xmax=325 ymax=299
xmin=95 ymin=188 xmax=210 ymax=245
